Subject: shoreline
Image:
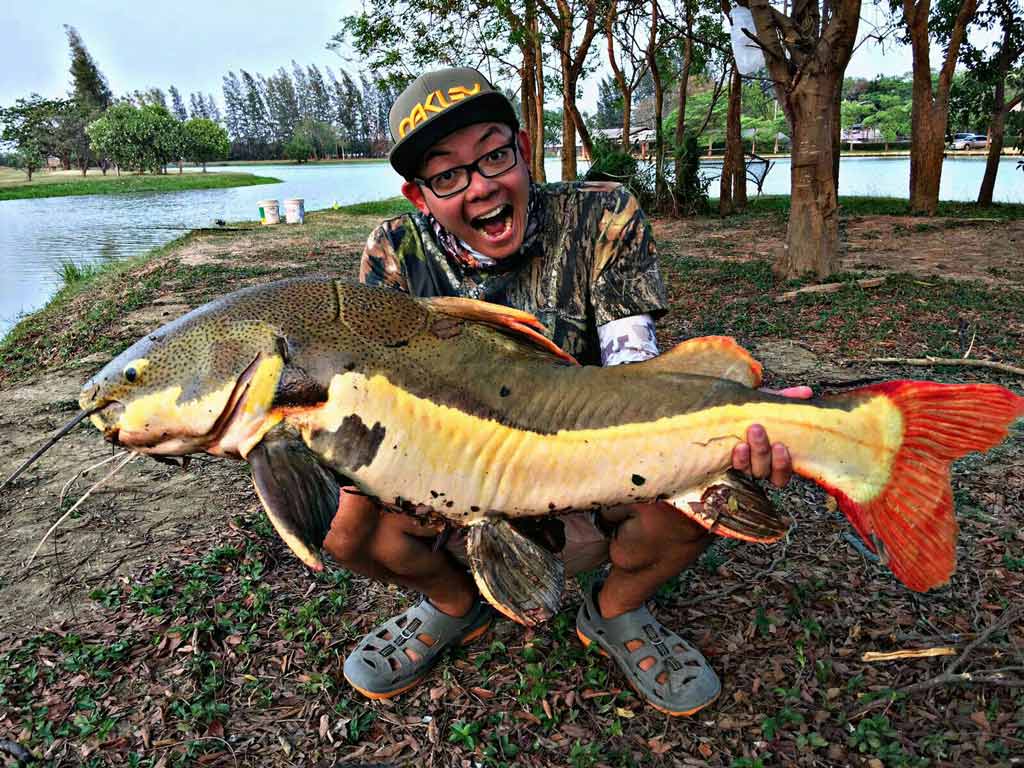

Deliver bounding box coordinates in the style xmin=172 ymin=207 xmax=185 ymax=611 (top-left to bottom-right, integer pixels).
xmin=0 ymin=171 xmax=281 ymax=202
xmin=3 ymin=193 xmax=1022 ymax=354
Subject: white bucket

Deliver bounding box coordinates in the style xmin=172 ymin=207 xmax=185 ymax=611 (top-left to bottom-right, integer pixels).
xmin=284 ymin=198 xmax=305 ymax=224
xmin=258 ymin=199 xmax=280 ymax=225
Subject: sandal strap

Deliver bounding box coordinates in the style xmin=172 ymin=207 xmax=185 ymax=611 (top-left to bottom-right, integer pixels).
xmin=345 ymin=597 xmax=491 ymax=695
xmin=577 ymin=583 xmax=720 ymax=715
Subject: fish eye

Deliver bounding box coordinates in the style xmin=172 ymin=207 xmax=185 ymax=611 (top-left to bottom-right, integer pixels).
xmin=124 ymin=367 xmax=137 ymax=383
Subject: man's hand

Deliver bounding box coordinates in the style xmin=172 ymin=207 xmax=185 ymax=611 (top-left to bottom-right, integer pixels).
xmin=731 ymin=386 xmax=813 ymax=487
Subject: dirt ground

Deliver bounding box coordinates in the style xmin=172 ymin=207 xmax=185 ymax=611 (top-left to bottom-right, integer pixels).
xmin=654 ymin=214 xmax=1024 ymax=286
xmin=0 ymin=205 xmax=1022 ymax=767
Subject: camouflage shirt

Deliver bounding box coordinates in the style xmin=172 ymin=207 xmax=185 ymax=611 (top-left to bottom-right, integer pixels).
xmin=358 ymin=181 xmax=668 ymax=365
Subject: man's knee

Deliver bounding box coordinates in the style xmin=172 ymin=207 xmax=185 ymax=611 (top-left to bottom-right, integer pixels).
xmin=629 ymin=501 xmax=712 ymax=544
xmin=322 ymin=490 xmax=380 ymax=564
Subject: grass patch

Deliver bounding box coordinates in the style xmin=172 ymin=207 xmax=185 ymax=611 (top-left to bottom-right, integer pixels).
xmin=54 ymin=259 xmax=104 ymax=287
xmin=331 ymin=196 xmax=416 ymax=216
xmin=661 ymin=256 xmax=1024 ymax=362
xmin=0 ymin=171 xmax=280 ymax=201
xmin=736 ymin=195 xmax=1024 ymax=220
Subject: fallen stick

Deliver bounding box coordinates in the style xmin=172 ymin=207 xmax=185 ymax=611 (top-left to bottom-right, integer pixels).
xmin=862 ymin=647 xmax=956 ymax=662
xmin=850 ymin=605 xmax=1024 ymax=717
xmin=774 ymin=277 xmax=886 ymax=303
xmin=860 ymin=357 xmax=1024 ymax=377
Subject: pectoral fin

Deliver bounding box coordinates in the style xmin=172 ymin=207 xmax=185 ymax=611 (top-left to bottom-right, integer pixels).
xmin=248 ymin=426 xmax=342 ymax=571
xmin=466 ymin=519 xmax=564 ymax=627
xmin=667 ymin=470 xmax=790 ymax=543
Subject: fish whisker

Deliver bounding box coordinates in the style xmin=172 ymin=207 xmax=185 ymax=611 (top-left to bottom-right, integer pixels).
xmin=1 ymin=408 xmax=99 ymax=492
xmin=25 ymin=450 xmax=138 ymax=570
xmin=58 ymin=450 xmax=133 ymax=508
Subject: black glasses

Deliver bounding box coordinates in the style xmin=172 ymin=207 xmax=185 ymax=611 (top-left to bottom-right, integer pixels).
xmin=416 ymin=143 xmax=518 ymax=198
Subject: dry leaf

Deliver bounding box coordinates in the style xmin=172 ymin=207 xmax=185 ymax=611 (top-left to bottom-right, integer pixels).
xmin=698 ymin=742 xmax=713 ymax=758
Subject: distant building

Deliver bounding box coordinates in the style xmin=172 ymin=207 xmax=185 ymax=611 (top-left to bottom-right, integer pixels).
xmin=841 ymin=124 xmax=884 ymax=142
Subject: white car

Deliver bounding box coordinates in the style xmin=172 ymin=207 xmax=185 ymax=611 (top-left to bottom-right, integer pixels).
xmin=950 ymin=133 xmax=987 ymax=150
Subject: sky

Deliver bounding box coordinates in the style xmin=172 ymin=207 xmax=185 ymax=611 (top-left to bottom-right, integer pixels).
xmin=0 ymin=0 xmax=980 ymax=116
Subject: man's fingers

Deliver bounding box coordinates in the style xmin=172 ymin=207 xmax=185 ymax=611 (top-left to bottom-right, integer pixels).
xmin=747 ymin=424 xmax=772 ymax=479
xmin=762 ymin=386 xmax=814 ymax=399
xmin=732 ymin=442 xmax=751 ymax=473
xmin=769 ymin=442 xmax=793 ymax=487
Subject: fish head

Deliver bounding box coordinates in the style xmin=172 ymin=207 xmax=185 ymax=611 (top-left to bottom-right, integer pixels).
xmin=80 ymin=310 xmax=291 ymax=458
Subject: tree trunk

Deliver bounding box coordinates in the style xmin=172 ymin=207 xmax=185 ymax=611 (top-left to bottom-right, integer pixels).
xmin=977 ymin=31 xmax=1021 ymax=206
xmin=905 ymin=0 xmax=978 ymax=215
xmin=561 ymin=103 xmax=576 ymax=179
xmin=720 ymin=65 xmax=745 ymax=215
xmin=532 ymin=9 xmax=547 ymax=182
xmin=832 ymin=83 xmax=842 ymax=195
xmin=908 ymin=99 xmax=947 ymax=215
xmin=622 ymin=92 xmax=632 ymax=153
xmin=780 ymin=82 xmax=841 ymax=277
xmin=673 ymin=15 xmax=693 ymax=192
xmin=521 ymin=47 xmax=536 ymax=167
xmin=978 ymin=99 xmax=1013 ymax=206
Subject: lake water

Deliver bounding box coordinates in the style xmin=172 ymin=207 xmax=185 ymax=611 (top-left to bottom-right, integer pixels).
xmin=1 ymin=155 xmax=1020 ymax=335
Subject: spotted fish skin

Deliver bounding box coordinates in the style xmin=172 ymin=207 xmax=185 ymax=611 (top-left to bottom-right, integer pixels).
xmin=79 ymin=277 xmax=1024 ymax=594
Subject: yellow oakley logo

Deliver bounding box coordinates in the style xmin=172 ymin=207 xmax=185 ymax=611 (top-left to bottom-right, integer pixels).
xmin=398 ymin=83 xmax=482 ymax=138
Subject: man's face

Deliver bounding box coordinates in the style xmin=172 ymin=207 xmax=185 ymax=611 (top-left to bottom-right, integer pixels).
xmin=402 ymin=122 xmax=532 ymax=260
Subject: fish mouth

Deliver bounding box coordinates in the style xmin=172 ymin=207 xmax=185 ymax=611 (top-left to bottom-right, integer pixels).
xmin=469 ymin=203 xmax=514 ymax=244
xmin=103 ymin=354 xmax=265 ymax=456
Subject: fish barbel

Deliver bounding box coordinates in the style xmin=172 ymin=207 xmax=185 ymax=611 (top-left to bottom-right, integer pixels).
xmin=8 ymin=277 xmax=1022 ymax=625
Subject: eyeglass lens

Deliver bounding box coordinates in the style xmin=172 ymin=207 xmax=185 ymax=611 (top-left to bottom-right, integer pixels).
xmin=429 ymin=144 xmax=517 ymax=196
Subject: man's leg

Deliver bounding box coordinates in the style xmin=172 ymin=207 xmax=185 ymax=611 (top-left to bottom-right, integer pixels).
xmin=576 ymin=501 xmax=720 ymax=716
xmin=323 ymin=490 xmax=477 ymax=617
xmin=327 ymin=491 xmax=489 ymax=699
xmin=598 ymin=501 xmax=711 ymax=618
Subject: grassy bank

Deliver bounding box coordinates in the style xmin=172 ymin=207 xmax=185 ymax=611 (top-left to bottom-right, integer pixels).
xmin=0 ymin=194 xmax=1021 ymax=767
xmin=0 ymin=168 xmax=281 ymax=201
xmin=208 ymin=157 xmax=389 ymax=167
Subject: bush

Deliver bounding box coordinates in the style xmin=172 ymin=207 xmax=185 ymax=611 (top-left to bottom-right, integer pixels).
xmin=672 ymin=133 xmax=710 ymax=216
xmin=583 ymin=135 xmax=652 ymax=205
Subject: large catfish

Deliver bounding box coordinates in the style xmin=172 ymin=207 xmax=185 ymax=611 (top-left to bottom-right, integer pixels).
xmin=7 ymin=278 xmax=1023 ymax=624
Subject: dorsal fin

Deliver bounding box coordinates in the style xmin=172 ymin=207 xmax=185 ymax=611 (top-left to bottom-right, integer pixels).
xmin=641 ymin=336 xmax=762 ymax=387
xmin=425 ymin=296 xmax=579 ymax=365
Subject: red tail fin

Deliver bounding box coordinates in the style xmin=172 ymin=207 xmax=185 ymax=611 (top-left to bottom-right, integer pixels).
xmin=821 ymin=381 xmax=1023 ymax=592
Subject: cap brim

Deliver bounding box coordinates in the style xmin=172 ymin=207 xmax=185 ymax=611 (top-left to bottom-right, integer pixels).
xmin=389 ymin=91 xmax=518 ymax=180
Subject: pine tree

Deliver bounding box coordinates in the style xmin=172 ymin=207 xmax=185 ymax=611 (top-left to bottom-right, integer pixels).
xmin=145 ymin=87 xmax=168 ymax=110
xmin=292 ymin=60 xmax=312 ymax=120
xmin=189 ymin=92 xmax=208 ymax=119
xmin=205 ymin=94 xmax=221 ymax=124
xmin=222 ymin=72 xmax=245 ymax=153
xmin=307 ymin=64 xmax=333 ymax=125
xmin=169 ymin=86 xmax=188 ymax=120
xmin=240 ymin=70 xmax=270 ymax=158
xmin=64 ymin=25 xmax=112 ymax=111
xmin=265 ymin=69 xmax=300 ymax=146
xmin=63 ymin=25 xmax=112 ymax=173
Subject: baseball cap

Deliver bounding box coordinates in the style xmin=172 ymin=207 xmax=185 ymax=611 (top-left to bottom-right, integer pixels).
xmin=388 ymin=67 xmax=519 ymax=180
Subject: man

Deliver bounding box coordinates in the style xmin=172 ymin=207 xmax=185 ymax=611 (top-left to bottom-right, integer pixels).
xmin=323 ymin=68 xmax=805 ymax=716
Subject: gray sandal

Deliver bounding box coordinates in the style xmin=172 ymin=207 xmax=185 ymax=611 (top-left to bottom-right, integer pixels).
xmin=576 ymin=585 xmax=720 ymax=716
xmin=343 ymin=597 xmax=492 ymax=699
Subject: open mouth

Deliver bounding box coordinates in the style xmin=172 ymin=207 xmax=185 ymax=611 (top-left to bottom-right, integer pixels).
xmin=470 ymin=203 xmax=514 ymax=241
